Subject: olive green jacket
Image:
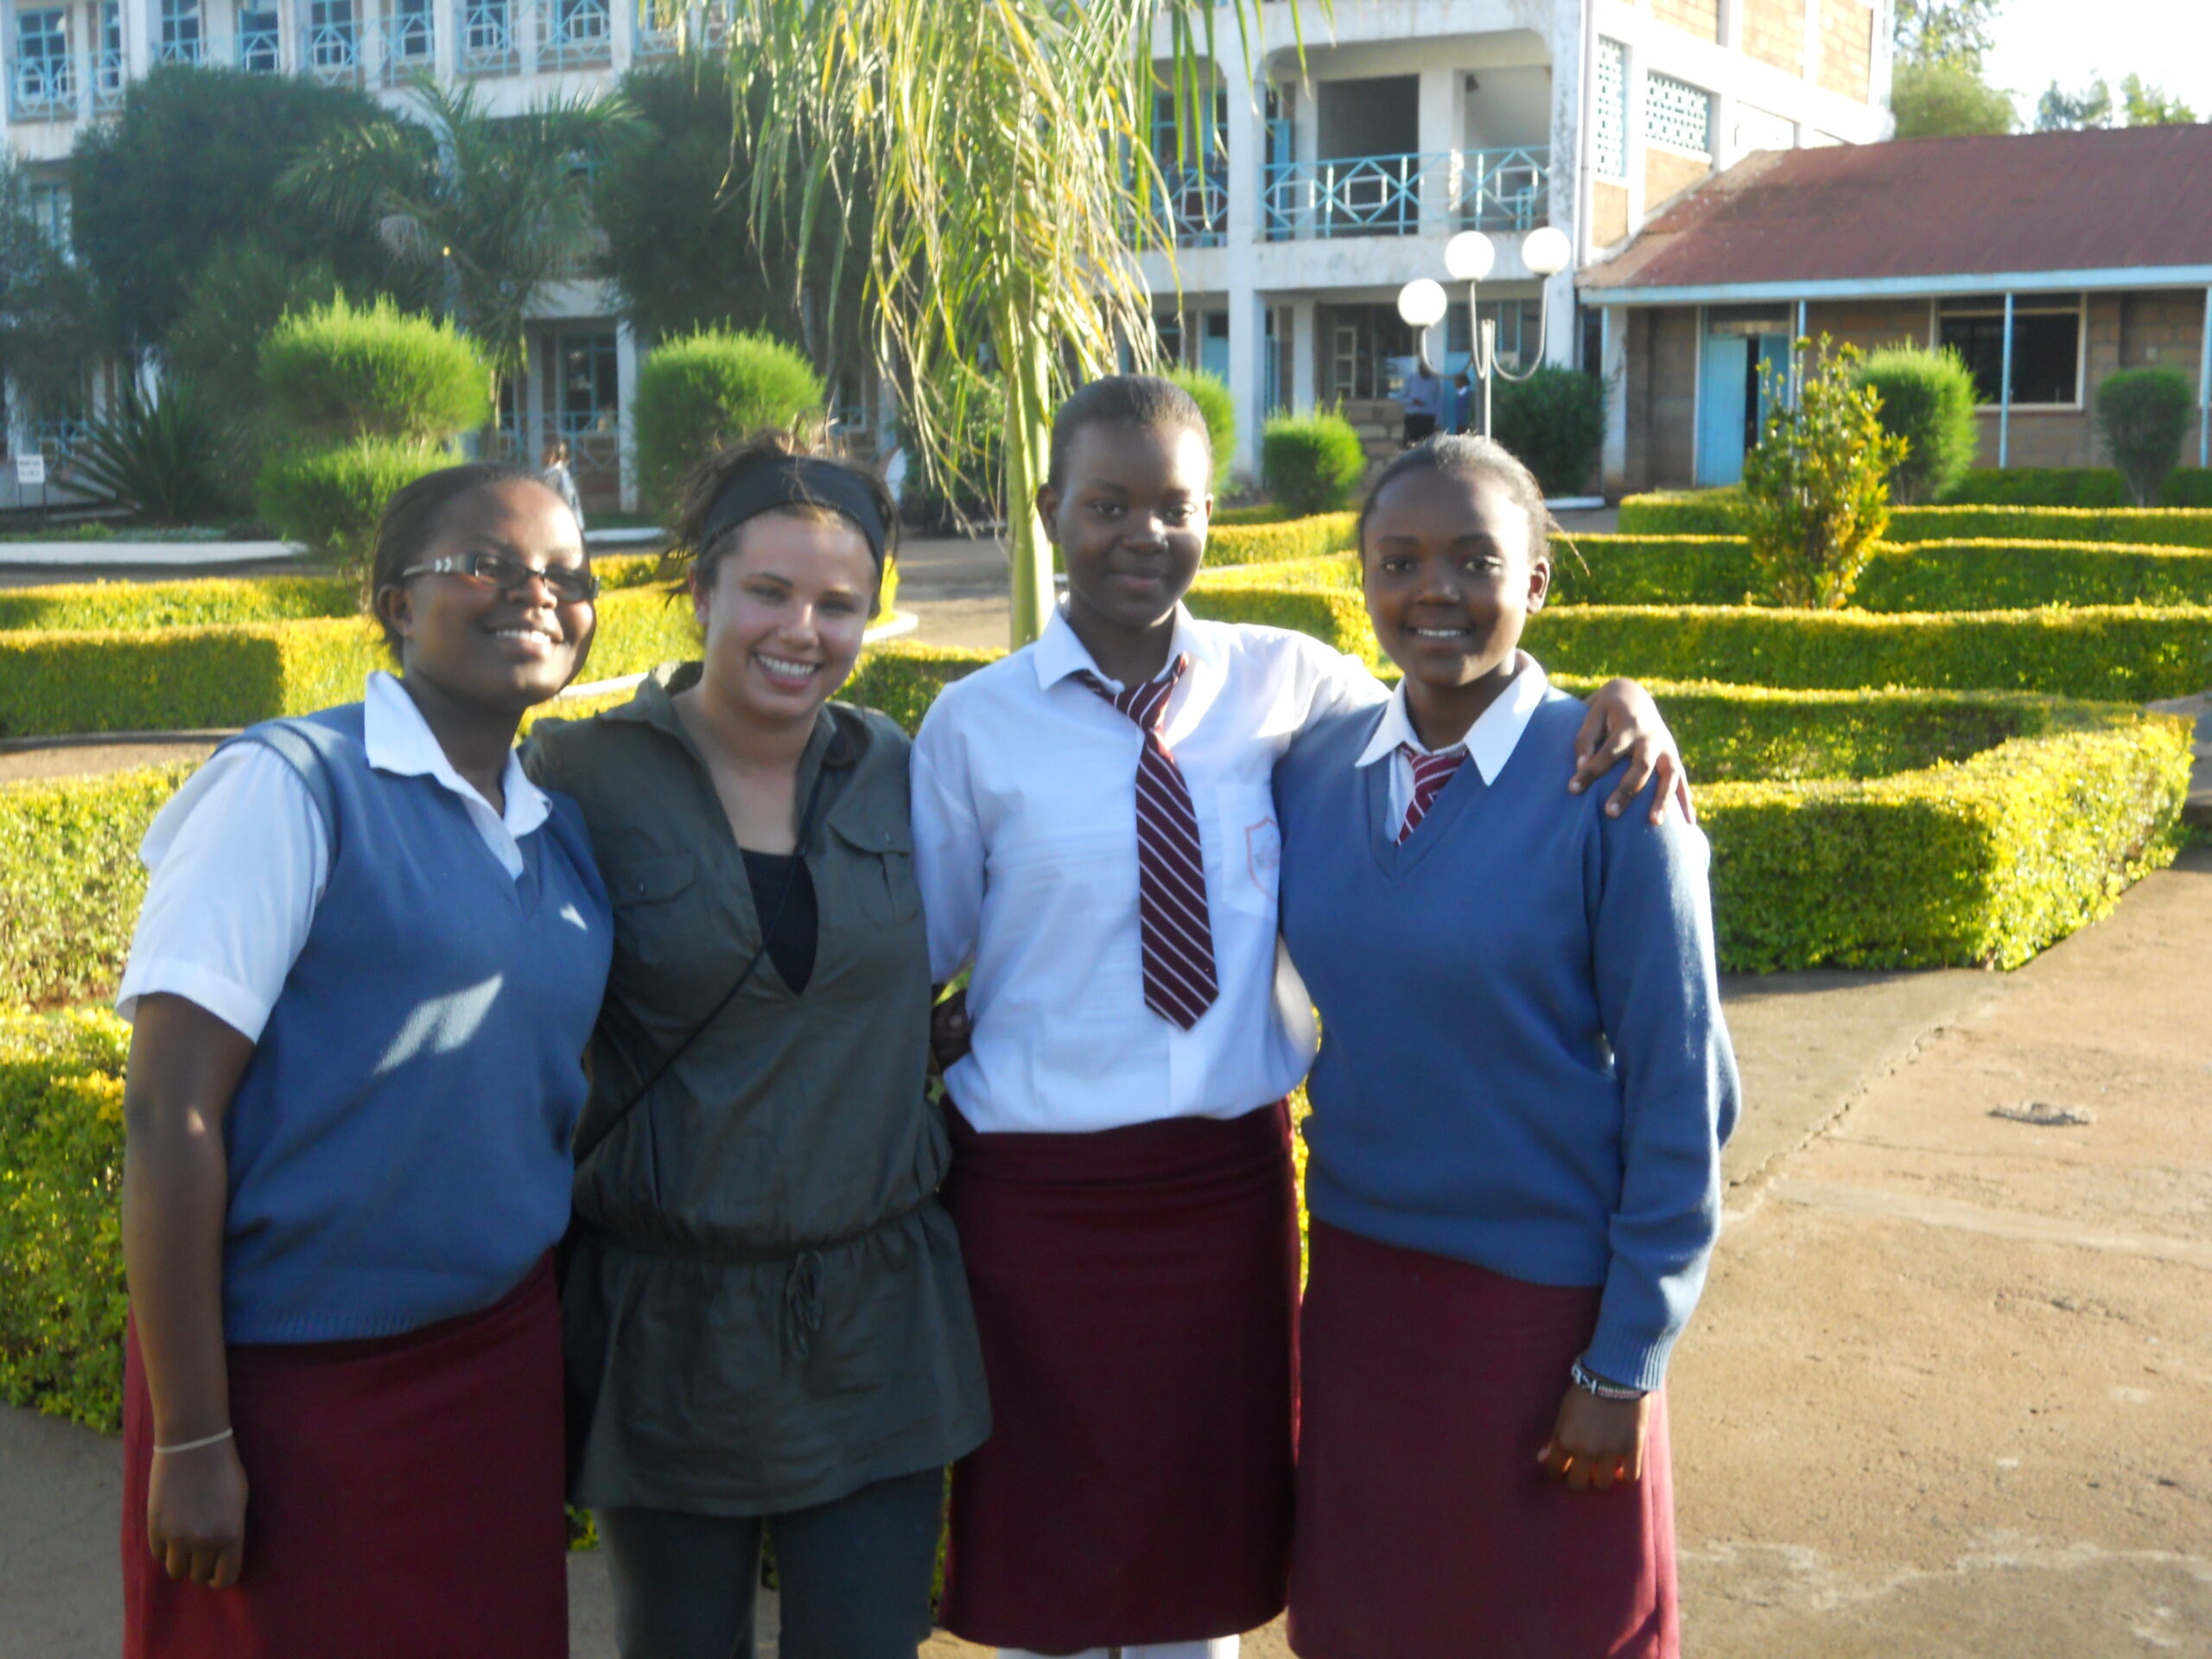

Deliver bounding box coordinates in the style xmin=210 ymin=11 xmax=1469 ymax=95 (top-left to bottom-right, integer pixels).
xmin=523 ymin=664 xmax=989 ymax=1514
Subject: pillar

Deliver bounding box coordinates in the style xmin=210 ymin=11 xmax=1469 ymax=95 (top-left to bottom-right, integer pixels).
xmin=1416 ymin=64 xmax=1459 ymax=232
xmin=1224 ymin=44 xmax=1265 ymax=486
xmin=1600 ymin=305 xmax=1628 ymax=495
xmin=615 ymin=320 xmax=641 ymax=512
xmin=1290 ymin=296 xmax=1318 ymax=413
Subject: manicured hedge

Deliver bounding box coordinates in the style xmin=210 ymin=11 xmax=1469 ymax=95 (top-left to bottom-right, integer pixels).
xmin=1857 ymin=540 xmax=2212 ymax=612
xmin=1190 ymin=578 xmax=2212 ymax=701
xmin=1204 ymin=512 xmax=1358 ymax=568
xmin=0 ymin=588 xmax=702 ymax=738
xmin=1698 ymin=711 xmax=2190 ymax=971
xmin=0 ymin=1005 xmax=130 ymax=1430
xmin=1618 ymin=491 xmax=2212 ymax=549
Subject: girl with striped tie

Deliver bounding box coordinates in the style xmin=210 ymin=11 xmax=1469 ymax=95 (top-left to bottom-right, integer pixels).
xmin=909 ymin=378 xmax=1691 ymax=1659
xmin=1273 ymin=435 xmax=1739 ymax=1659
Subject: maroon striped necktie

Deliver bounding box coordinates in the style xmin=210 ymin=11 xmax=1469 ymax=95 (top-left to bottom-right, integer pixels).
xmin=1081 ymin=656 xmax=1218 ymax=1030
xmin=1396 ymin=743 xmax=1468 ymax=843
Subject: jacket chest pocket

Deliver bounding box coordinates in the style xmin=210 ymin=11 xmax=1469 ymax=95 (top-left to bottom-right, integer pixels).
xmin=610 ymin=850 xmax=702 ymax=968
xmin=829 ymin=818 xmax=923 ymax=930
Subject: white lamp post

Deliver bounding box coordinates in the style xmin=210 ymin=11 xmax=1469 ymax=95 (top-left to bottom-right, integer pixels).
xmin=1397 ymin=225 xmax=1573 ymax=440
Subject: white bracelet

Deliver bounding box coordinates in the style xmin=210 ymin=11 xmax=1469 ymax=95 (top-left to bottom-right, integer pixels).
xmin=152 ymin=1427 xmax=234 ymax=1456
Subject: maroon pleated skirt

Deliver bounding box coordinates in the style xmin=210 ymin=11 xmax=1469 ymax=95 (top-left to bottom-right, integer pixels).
xmin=1289 ymin=1221 xmax=1677 ymax=1659
xmin=122 ymin=1255 xmax=568 ymax=1659
xmin=938 ymin=1100 xmax=1299 ymax=1652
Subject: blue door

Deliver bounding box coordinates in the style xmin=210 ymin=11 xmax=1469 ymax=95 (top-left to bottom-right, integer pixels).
xmin=1696 ymin=334 xmax=1748 ymax=486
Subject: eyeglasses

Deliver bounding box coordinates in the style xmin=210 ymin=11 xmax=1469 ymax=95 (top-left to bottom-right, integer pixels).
xmin=396 ymin=550 xmax=601 ymax=604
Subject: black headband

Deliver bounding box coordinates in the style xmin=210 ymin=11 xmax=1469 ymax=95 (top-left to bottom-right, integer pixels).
xmin=699 ymin=456 xmax=888 ymax=568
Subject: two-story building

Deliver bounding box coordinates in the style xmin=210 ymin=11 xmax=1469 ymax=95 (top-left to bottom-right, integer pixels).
xmin=0 ymin=0 xmax=719 ymax=506
xmin=1143 ymin=0 xmax=1893 ymax=485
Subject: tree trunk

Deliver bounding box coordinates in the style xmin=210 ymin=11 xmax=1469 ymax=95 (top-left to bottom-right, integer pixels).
xmin=1000 ymin=310 xmax=1055 ymax=648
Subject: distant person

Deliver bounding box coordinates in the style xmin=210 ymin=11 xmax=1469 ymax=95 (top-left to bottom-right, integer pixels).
xmin=1452 ymin=370 xmax=1477 ymax=435
xmin=116 ymin=463 xmax=611 ymax=1656
xmin=1274 ymin=434 xmax=1739 ymax=1659
xmin=1399 ymin=365 xmax=1446 ymax=447
xmin=880 ymin=428 xmax=910 ymax=517
xmin=541 ymin=436 xmax=585 ymax=533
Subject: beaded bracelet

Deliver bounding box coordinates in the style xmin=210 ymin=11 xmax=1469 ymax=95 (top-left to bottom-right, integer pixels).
xmin=1570 ymin=1358 xmax=1648 ymax=1403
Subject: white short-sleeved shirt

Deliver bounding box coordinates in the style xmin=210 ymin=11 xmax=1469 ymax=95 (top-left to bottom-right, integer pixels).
xmin=910 ymin=602 xmax=1386 ymax=1135
xmin=116 ymin=671 xmax=553 ymax=1042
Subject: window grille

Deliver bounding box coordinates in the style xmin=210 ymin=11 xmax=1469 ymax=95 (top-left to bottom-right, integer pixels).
xmin=159 ymin=0 xmax=201 ymax=60
xmin=1645 ymin=73 xmax=1713 ymax=156
xmin=1592 ymin=38 xmax=1627 ymax=179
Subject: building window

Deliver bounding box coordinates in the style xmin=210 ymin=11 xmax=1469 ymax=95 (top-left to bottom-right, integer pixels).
xmin=28 ymin=181 xmax=70 ymax=251
xmin=464 ymin=0 xmax=512 ymax=66
xmin=558 ymin=331 xmax=620 ymax=435
xmin=306 ymin=0 xmax=357 ymax=65
xmin=1644 ymin=73 xmax=1713 ymax=156
xmin=17 ymin=10 xmax=71 ymax=93
xmin=550 ymin=0 xmax=609 ymax=48
xmin=390 ymin=0 xmax=433 ymax=61
xmin=159 ymin=0 xmax=201 ymax=60
xmin=237 ymin=4 xmax=279 ymax=69
xmin=1592 ymin=37 xmax=1628 ymax=180
xmin=1939 ymin=295 xmax=2082 ymax=406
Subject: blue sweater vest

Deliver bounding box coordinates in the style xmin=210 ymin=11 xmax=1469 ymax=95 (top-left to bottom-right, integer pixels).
xmin=1274 ymin=691 xmax=1740 ymax=1390
xmin=215 ymin=706 xmax=613 ymax=1343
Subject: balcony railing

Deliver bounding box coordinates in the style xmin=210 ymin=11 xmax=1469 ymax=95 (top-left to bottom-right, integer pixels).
xmin=7 ymin=50 xmax=125 ymax=121
xmin=214 ymin=23 xmax=283 ymax=71
xmin=301 ymin=13 xmax=362 ymax=80
xmin=534 ymin=0 xmax=611 ymax=70
xmin=1262 ymin=147 xmax=1549 ymax=241
xmin=1155 ymin=166 xmax=1228 ymax=249
xmin=378 ymin=6 xmax=436 ymax=80
xmin=460 ymin=0 xmax=518 ymax=72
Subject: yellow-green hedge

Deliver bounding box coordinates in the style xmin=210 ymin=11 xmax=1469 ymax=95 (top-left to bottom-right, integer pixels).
xmin=0 ymin=1006 xmax=130 ymax=1429
xmin=1204 ymin=512 xmax=1357 ymax=567
xmin=1618 ymin=491 xmax=2212 ymax=549
xmin=1699 ymin=711 xmax=2191 ymax=970
xmin=0 ymin=588 xmax=702 ymax=739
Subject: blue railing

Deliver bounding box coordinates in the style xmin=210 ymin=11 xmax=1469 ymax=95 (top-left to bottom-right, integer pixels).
xmin=1155 ymin=167 xmax=1229 ymax=248
xmin=461 ymin=0 xmax=517 ymax=72
xmin=301 ymin=12 xmax=360 ymax=79
xmin=6 ymin=50 xmax=124 ymax=120
xmin=222 ymin=23 xmax=283 ymax=71
xmin=632 ymin=0 xmax=679 ymax=57
xmin=1262 ymin=147 xmax=1549 ymax=241
xmin=534 ymin=0 xmax=612 ymax=69
xmin=378 ymin=5 xmax=435 ymax=79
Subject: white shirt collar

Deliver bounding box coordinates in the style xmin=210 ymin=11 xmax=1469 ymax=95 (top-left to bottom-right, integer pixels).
xmin=363 ymin=671 xmax=551 ymax=838
xmin=1355 ymin=652 xmax=1551 ymax=785
xmin=1032 ymin=600 xmax=1221 ymax=692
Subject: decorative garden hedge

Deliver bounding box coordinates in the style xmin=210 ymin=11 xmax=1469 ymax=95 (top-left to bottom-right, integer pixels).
xmin=1618 ymin=491 xmax=2212 ymax=549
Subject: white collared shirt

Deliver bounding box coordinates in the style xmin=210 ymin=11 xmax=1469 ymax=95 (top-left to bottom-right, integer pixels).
xmin=1357 ymin=652 xmax=1551 ymax=823
xmin=116 ymin=671 xmax=551 ymax=1041
xmin=911 ymin=603 xmax=1385 ymax=1135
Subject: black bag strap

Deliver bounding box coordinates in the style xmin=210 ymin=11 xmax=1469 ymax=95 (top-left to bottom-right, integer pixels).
xmin=573 ymin=710 xmax=855 ymax=1170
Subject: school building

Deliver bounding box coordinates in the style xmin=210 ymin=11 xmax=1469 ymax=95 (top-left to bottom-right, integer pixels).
xmin=1140 ymin=0 xmax=1894 ymax=483
xmin=1579 ymin=124 xmax=2212 ymax=493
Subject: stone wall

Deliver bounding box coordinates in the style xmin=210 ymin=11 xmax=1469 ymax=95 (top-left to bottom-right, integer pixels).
xmin=1740 ymin=0 xmax=1806 ymax=76
xmin=1592 ymin=181 xmax=1631 ymax=250
xmin=1651 ymin=0 xmax=1721 ymax=41
xmin=1816 ymin=0 xmax=1874 ymax=102
xmin=1802 ymin=298 xmax=1930 ymax=354
xmin=1624 ymin=305 xmax=1700 ymax=490
xmin=2119 ymin=290 xmax=2206 ymax=372
xmin=1646 ymin=148 xmax=1713 ymax=210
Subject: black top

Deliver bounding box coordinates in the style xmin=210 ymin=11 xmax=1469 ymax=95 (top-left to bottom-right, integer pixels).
xmin=740 ymin=848 xmax=817 ymax=995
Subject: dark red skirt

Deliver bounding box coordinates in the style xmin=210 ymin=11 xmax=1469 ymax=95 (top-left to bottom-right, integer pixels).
xmin=123 ymin=1255 xmax=568 ymax=1659
xmin=1289 ymin=1221 xmax=1677 ymax=1659
xmin=938 ymin=1101 xmax=1299 ymax=1651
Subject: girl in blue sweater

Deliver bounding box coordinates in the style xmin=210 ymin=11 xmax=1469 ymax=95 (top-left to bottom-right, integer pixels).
xmin=1274 ymin=435 xmax=1740 ymax=1659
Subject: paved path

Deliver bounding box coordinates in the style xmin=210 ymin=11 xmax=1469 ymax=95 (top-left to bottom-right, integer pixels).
xmin=10 ymin=855 xmax=2209 ymax=1655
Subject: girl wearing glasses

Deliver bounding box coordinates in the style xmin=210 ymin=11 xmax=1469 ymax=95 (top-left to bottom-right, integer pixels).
xmin=116 ymin=462 xmax=613 ymax=1659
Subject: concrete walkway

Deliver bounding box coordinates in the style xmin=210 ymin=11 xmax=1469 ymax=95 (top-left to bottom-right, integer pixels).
xmin=9 ymin=851 xmax=2209 ymax=1656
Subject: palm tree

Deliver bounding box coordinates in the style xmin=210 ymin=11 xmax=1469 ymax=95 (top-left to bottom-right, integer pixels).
xmin=283 ymin=78 xmax=629 ymax=438
xmin=734 ymin=1 xmax=1315 ymax=646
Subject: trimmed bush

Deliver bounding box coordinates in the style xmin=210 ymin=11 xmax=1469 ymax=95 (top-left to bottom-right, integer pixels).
xmin=0 ymin=575 xmax=356 ymax=632
xmin=1618 ymin=493 xmax=2212 ymax=549
xmin=2095 ymin=367 xmax=2196 ymax=506
xmin=0 ymin=1006 xmax=130 ymax=1430
xmin=1210 ymin=503 xmax=1300 ymax=527
xmin=1491 ymin=366 xmax=1605 ymax=497
xmin=258 ymin=295 xmax=491 ymax=445
xmin=1205 ymin=512 xmax=1358 ymax=568
xmin=255 ymin=437 xmax=450 ymax=574
xmin=1859 ymin=540 xmax=2212 ymax=613
xmin=1166 ymin=368 xmax=1236 ymax=493
xmin=1855 ymin=346 xmax=1979 ymax=505
xmin=2158 ymin=468 xmax=2212 ymax=508
xmin=1700 ymin=711 xmax=2190 ymax=970
xmin=632 ymin=331 xmax=825 ymax=512
xmin=1942 ymin=467 xmax=2129 ymax=507
xmin=1262 ymin=412 xmax=1367 ymax=516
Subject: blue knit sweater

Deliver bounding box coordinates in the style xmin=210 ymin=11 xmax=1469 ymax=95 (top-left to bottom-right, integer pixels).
xmin=1274 ymin=690 xmax=1739 ymax=1390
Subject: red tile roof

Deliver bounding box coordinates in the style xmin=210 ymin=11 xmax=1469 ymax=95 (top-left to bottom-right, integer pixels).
xmin=1580 ymin=126 xmax=2212 ymax=295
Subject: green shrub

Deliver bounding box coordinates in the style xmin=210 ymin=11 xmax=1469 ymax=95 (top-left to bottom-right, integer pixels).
xmin=1942 ymin=467 xmax=2129 ymax=507
xmin=1166 ymin=368 xmax=1236 ymax=493
xmin=73 ymin=380 xmax=241 ymax=524
xmin=2158 ymin=468 xmax=2212 ymax=508
xmin=1858 ymin=539 xmax=2212 ymax=612
xmin=0 ymin=1007 xmax=131 ymax=1430
xmin=1262 ymin=412 xmax=1367 ymax=516
xmin=1204 ymin=512 xmax=1358 ymax=567
xmin=256 ymin=437 xmax=450 ymax=575
xmin=1700 ymin=712 xmax=2190 ymax=970
xmin=1210 ymin=502 xmax=1300 ymax=527
xmin=1855 ymin=346 xmax=1979 ymax=505
xmin=0 ymin=575 xmax=354 ymax=632
xmin=1618 ymin=493 xmax=2212 ymax=549
xmin=1740 ymin=339 xmax=1904 ymax=607
xmin=2095 ymin=367 xmax=2196 ymax=505
xmin=258 ymin=295 xmax=491 ymax=445
xmin=1491 ymin=366 xmax=1605 ymax=497
xmin=632 ymin=330 xmax=825 ymax=512
xmin=1545 ymin=535 xmax=1759 ymax=607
